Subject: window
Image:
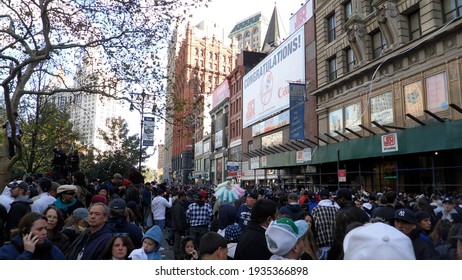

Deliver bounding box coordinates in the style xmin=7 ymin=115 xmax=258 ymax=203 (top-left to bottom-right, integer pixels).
xmin=346 ymin=48 xmax=356 ymax=72
xmin=245 ymin=31 xmax=251 ymax=37
xmin=253 ymin=28 xmax=259 ymax=34
xmin=328 ymin=57 xmax=337 ymax=81
xmin=409 ymin=11 xmax=421 ymax=40
xmin=327 ymin=14 xmax=336 ymax=43
xmin=372 ymin=31 xmax=387 ymax=59
xmin=344 ymin=1 xmax=353 ymax=20
xmin=368 ymin=0 xmax=377 ymax=14
xmin=442 ymin=0 xmax=462 ymax=22
xmin=237 ymin=34 xmax=243 ymax=41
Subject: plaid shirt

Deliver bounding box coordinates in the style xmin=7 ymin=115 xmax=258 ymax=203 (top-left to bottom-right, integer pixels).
xmin=186 ymin=202 xmax=213 ymax=227
xmin=311 ymin=200 xmax=338 ymax=248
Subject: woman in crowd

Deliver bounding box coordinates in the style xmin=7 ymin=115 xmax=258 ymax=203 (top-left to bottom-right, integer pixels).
xmin=101 ymin=234 xmax=134 ymax=260
xmin=61 ymin=207 xmax=89 ymax=244
xmin=0 ymin=212 xmax=65 ymax=259
xmin=43 ymin=205 xmax=70 ymax=253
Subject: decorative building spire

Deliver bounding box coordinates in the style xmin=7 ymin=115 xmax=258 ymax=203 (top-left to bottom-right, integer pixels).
xmin=261 ymin=3 xmax=286 ymax=53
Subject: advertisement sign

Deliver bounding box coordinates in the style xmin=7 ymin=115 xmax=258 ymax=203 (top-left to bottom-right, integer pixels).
xmin=250 ymin=157 xmax=259 ymax=169
xmin=382 ymin=133 xmax=398 ymax=153
xmin=212 ymin=80 xmax=230 ymax=109
xmin=338 ymin=169 xmax=346 ymax=182
xmin=296 ymin=148 xmax=312 ymax=163
xmin=252 ymin=111 xmax=289 ymax=137
xmin=243 ymin=27 xmax=305 ymax=128
xmin=226 ymin=161 xmax=239 ymax=171
xmin=142 ymin=117 xmax=155 ymax=146
xmin=404 ymin=81 xmax=424 ymax=117
xmin=426 ymin=72 xmax=448 ymax=112
xmin=289 ymin=0 xmax=313 ymax=34
xmin=261 ymin=156 xmax=267 ymax=167
xmin=289 ymin=83 xmax=305 ymax=140
xmin=371 ymin=92 xmax=394 ymax=124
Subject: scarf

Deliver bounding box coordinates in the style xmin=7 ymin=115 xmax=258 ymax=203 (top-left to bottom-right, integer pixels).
xmin=54 ymin=197 xmax=77 ymax=212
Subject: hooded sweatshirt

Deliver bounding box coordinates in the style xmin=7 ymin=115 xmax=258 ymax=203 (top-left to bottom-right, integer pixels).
xmin=129 ymin=225 xmax=163 ymax=260
xmin=6 ymin=195 xmax=33 ymax=234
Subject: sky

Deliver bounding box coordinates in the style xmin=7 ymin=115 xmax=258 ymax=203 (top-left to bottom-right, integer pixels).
xmin=126 ymin=0 xmax=308 ymax=169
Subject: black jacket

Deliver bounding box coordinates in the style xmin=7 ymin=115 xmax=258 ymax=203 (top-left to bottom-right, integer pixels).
xmin=171 ymin=199 xmax=187 ymax=233
xmin=409 ymin=230 xmax=442 ymax=260
xmin=279 ymin=203 xmax=306 ymax=221
xmin=234 ymin=221 xmax=272 ymax=260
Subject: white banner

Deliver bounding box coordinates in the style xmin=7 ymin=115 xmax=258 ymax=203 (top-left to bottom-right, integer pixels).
xmin=243 ymin=27 xmax=305 ymax=128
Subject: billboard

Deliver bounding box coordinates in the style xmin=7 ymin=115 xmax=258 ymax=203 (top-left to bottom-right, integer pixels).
xmin=243 ymin=27 xmax=305 ymax=128
xmin=212 ymin=79 xmax=230 ymax=109
xmin=289 ymin=0 xmax=313 ymax=35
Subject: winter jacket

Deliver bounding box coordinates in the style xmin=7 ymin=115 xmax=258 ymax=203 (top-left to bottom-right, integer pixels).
xmin=171 ymin=199 xmax=187 ymax=233
xmin=234 ymin=221 xmax=271 ymax=260
xmin=129 ymin=225 xmax=163 ymax=260
xmin=5 ymin=195 xmax=33 ymax=235
xmin=0 ymin=234 xmax=65 ymax=260
xmin=65 ymin=224 xmax=113 ymax=260
xmin=107 ymin=216 xmax=143 ymax=248
xmin=218 ymin=203 xmax=237 ymax=230
xmin=279 ymin=203 xmax=306 ymax=221
xmin=409 ymin=229 xmax=442 ymax=260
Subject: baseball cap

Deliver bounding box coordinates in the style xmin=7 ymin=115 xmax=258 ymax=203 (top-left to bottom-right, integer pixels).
xmin=247 ymin=192 xmax=258 ymax=200
xmin=8 ymin=181 xmax=29 ymax=191
xmin=109 ymin=198 xmax=126 ymax=210
xmin=336 ymin=188 xmax=353 ymax=200
xmin=394 ymin=208 xmax=417 ymax=224
xmin=265 ymin=218 xmax=308 ymax=256
xmin=113 ymin=173 xmax=123 ymax=179
xmin=224 ymin=224 xmax=242 ymax=242
xmin=320 ymin=189 xmax=330 ymax=199
xmin=288 ymin=193 xmax=299 ymax=200
xmin=343 ymin=222 xmax=416 ymax=260
xmin=72 ymin=208 xmax=89 ymax=223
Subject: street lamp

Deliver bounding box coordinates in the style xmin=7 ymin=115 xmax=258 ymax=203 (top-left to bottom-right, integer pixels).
xmin=130 ymin=90 xmax=157 ymax=173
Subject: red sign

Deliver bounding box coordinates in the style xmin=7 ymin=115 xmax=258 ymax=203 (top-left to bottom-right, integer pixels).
xmin=338 ymin=169 xmax=346 ymax=182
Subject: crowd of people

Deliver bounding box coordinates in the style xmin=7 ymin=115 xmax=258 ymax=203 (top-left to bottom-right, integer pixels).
xmin=0 ymin=169 xmax=462 ymax=260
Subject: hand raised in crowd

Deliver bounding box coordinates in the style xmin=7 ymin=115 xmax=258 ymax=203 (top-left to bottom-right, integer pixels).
xmin=23 ymin=233 xmax=39 ymax=254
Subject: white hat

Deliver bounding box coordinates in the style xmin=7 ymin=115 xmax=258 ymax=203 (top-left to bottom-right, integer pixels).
xmin=265 ymin=218 xmax=308 ymax=256
xmin=343 ymin=222 xmax=416 ymax=260
xmin=57 ymin=184 xmax=77 ymax=195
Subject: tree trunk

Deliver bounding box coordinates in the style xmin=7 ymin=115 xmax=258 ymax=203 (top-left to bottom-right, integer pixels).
xmin=0 ymin=137 xmax=13 ymax=193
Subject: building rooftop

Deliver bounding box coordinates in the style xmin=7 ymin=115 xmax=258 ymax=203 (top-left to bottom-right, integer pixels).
xmin=229 ymin=12 xmax=262 ymax=35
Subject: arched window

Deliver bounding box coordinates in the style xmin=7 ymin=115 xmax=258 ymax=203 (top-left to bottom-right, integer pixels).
xmin=245 ymin=31 xmax=251 ymax=37
xmin=253 ymin=28 xmax=259 ymax=34
xmin=237 ymin=34 xmax=243 ymax=41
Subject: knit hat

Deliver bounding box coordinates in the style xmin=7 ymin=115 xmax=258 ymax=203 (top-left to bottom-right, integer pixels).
xmin=265 ymin=218 xmax=308 ymax=256
xmin=343 ymin=222 xmax=416 ymax=260
xmin=91 ymin=194 xmax=108 ymax=205
xmin=224 ymin=224 xmax=242 ymax=242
